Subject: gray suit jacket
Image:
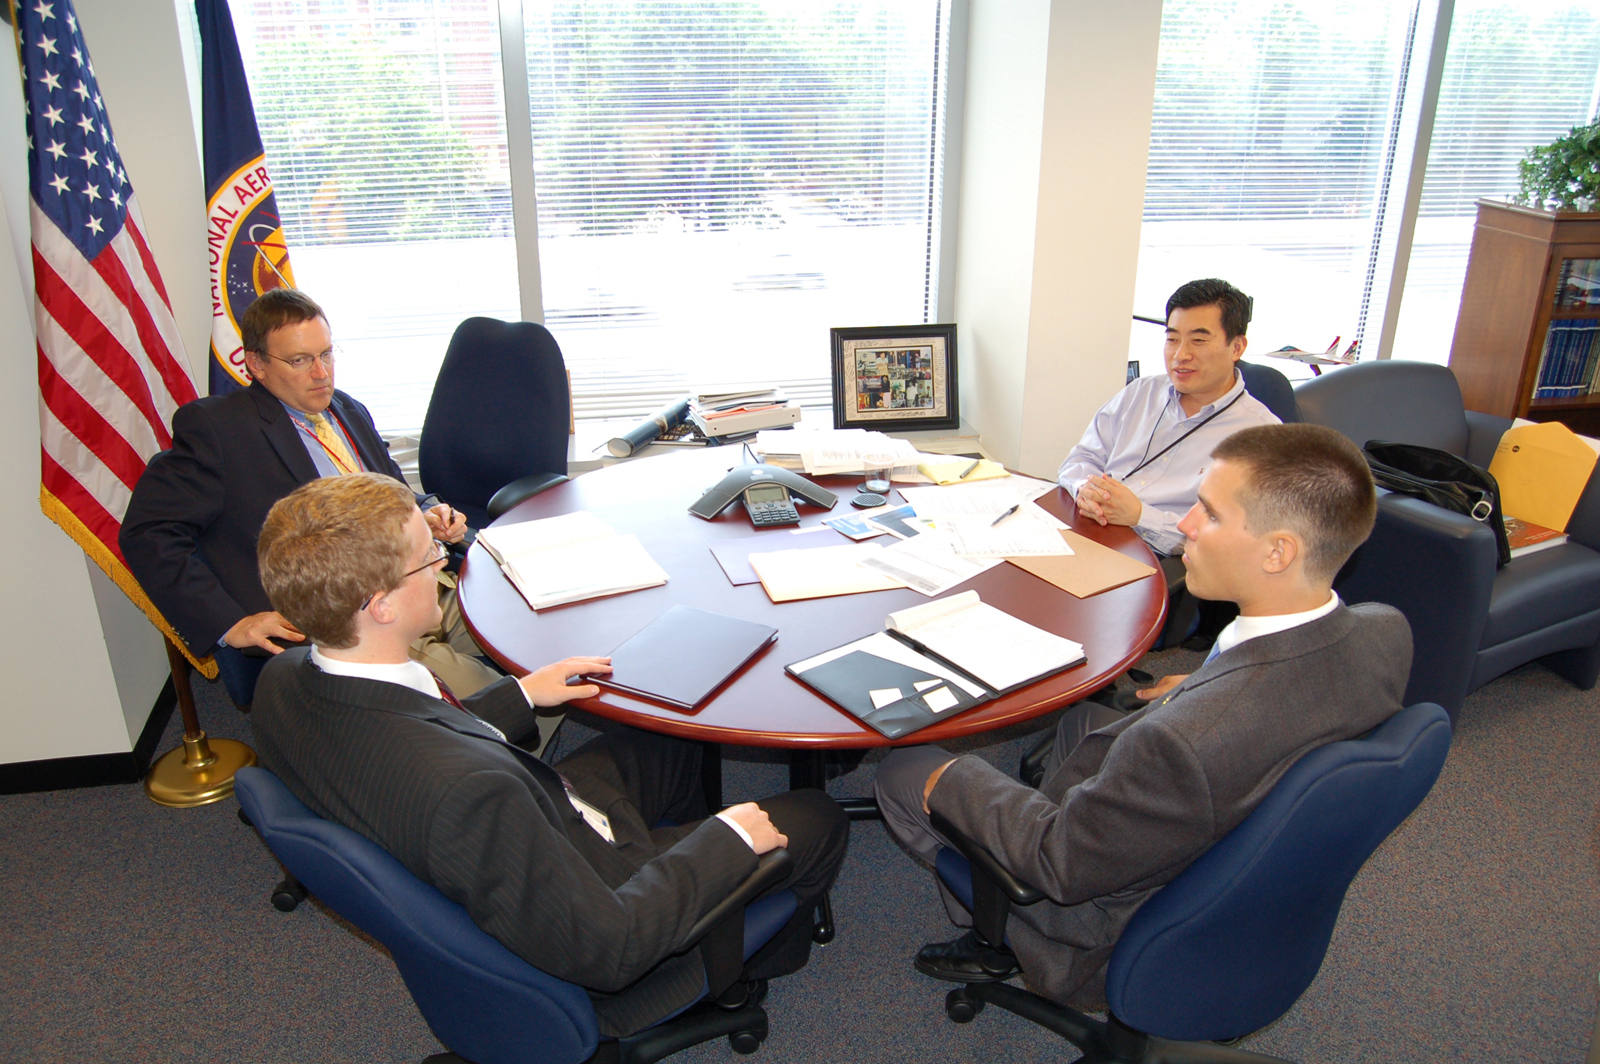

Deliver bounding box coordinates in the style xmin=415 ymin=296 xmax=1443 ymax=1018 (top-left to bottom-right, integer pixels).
xmin=250 ymin=649 xmax=757 ymax=1036
xmin=929 ymin=602 xmax=1412 ymax=1004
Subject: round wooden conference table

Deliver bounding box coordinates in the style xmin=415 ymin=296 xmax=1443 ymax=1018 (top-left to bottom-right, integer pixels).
xmin=458 ymin=445 xmax=1166 ymax=805
xmin=464 ymin=444 xmax=1164 ymax=800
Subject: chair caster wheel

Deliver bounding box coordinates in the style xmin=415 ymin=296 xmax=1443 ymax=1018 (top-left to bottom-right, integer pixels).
xmin=729 ymin=1029 xmax=764 ymax=1055
xmin=271 ymin=876 xmax=307 ymax=912
xmin=945 ymin=987 xmax=984 ymax=1024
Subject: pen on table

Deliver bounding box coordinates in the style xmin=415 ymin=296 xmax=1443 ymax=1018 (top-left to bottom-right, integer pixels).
xmin=957 ymin=459 xmax=982 ymax=479
xmin=990 ymin=503 xmax=1020 ymax=527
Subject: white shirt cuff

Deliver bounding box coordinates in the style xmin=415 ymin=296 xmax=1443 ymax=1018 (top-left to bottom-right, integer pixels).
xmin=715 ymin=811 xmax=758 ymax=852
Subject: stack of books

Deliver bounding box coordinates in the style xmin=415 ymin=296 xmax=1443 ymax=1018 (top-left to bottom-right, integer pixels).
xmin=688 ymin=387 xmax=802 ymax=438
xmin=1531 ymin=318 xmax=1600 ymax=399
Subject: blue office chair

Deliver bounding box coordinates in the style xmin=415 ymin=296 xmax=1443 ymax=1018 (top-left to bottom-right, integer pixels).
xmin=929 ymin=702 xmax=1452 ymax=1062
xmin=234 ymin=767 xmax=802 ymax=1064
xmin=1237 ymin=360 xmax=1300 ymax=424
xmin=420 ymin=317 xmax=572 ymax=531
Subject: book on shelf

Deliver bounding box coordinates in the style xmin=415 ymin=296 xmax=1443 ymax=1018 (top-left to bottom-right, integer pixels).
xmin=475 ymin=510 xmax=668 ymax=610
xmin=784 ymin=590 xmax=1085 ymax=739
xmin=1504 ymin=516 xmax=1569 ymax=559
xmin=1534 ymin=318 xmax=1600 ymax=398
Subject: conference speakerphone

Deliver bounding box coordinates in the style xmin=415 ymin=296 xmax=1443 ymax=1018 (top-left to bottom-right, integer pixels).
xmin=689 ymin=463 xmax=838 ymax=528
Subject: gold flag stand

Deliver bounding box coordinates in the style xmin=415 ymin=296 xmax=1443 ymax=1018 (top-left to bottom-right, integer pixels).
xmin=145 ymin=637 xmax=256 ymax=807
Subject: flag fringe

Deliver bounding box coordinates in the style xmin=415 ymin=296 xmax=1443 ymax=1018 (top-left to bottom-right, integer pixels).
xmin=39 ymin=485 xmax=218 ymax=678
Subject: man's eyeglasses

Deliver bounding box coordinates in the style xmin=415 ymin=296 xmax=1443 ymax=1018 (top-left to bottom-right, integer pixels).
xmin=261 ymin=346 xmax=338 ymax=372
xmin=360 ymin=540 xmax=449 ymax=611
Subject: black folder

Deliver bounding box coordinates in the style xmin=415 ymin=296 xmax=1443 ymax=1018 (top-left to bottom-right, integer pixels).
xmin=787 ymin=648 xmax=986 ymax=739
xmin=595 ymin=605 xmax=778 ymax=710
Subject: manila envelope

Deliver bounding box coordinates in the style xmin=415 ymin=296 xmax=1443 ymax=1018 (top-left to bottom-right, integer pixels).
xmin=1489 ymin=422 xmax=1600 ymax=532
xmin=1007 ymin=529 xmax=1159 ymax=598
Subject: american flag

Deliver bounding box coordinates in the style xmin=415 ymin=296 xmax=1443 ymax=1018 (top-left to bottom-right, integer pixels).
xmin=16 ymin=0 xmax=211 ymax=671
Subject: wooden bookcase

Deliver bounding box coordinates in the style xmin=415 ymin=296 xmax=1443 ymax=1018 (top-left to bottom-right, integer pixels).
xmin=1449 ymin=199 xmax=1600 ymax=435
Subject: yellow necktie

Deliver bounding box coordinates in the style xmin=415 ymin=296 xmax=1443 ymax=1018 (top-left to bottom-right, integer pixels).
xmin=307 ymin=412 xmax=360 ymax=475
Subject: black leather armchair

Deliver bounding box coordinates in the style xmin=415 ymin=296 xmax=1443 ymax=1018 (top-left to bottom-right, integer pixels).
xmin=420 ymin=317 xmax=572 ymax=530
xmin=1295 ymin=360 xmax=1600 ymax=716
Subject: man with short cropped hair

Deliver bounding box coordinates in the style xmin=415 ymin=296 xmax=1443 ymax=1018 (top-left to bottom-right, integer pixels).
xmin=250 ymin=473 xmax=848 ymax=1037
xmin=878 ymin=423 xmax=1412 ymax=1008
xmin=121 ymin=287 xmax=497 ymax=706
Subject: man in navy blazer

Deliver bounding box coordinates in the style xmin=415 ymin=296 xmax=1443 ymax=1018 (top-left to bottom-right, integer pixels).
xmin=121 ymin=288 xmax=496 ymax=703
xmin=248 ymin=473 xmax=847 ymax=1036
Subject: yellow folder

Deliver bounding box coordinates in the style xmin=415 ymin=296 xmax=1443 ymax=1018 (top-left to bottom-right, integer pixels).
xmin=1488 ymin=422 xmax=1599 ymax=532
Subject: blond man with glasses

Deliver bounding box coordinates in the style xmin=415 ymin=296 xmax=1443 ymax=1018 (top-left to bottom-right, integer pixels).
xmin=122 ymin=287 xmax=501 ymax=713
xmin=251 ymin=473 xmax=848 ymax=1038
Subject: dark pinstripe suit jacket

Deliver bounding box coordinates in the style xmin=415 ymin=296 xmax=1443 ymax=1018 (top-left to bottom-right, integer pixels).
xmin=250 ymin=649 xmax=758 ymax=1037
xmin=929 ymin=603 xmax=1412 ymax=1005
xmin=120 ymin=381 xmax=410 ymax=654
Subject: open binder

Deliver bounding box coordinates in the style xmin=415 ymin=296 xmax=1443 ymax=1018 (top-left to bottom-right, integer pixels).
xmin=785 ymin=591 xmax=1086 ymax=738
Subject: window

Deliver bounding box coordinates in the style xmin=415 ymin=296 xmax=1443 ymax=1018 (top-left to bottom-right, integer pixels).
xmin=1389 ymin=0 xmax=1600 ymax=364
xmin=1133 ymin=0 xmax=1600 ymax=378
xmin=525 ymin=1 xmax=950 ymax=420
xmin=236 ymin=0 xmax=951 ymax=429
xmin=1131 ymin=0 xmax=1415 ymax=376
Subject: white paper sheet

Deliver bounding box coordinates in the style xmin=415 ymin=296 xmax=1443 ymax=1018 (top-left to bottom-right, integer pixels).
xmin=856 ymin=531 xmax=1001 ymax=596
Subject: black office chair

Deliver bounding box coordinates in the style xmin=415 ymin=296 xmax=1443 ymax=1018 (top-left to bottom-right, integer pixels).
xmin=420 ymin=317 xmax=572 ymax=530
xmin=235 ymin=766 xmax=805 ymax=1063
xmin=930 ymin=702 xmax=1451 ymax=1063
xmin=1236 ymin=360 xmax=1300 ymax=423
xmin=1297 ymin=360 xmax=1600 ymax=715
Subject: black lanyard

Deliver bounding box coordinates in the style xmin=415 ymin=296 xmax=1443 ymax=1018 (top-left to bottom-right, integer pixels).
xmin=1124 ymin=387 xmax=1245 ymax=480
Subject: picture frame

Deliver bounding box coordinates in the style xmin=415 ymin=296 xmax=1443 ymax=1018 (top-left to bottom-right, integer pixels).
xmin=829 ymin=323 xmax=959 ymax=432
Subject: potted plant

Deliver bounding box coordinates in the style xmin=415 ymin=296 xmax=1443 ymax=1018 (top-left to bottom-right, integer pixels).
xmin=1516 ymin=120 xmax=1600 ymax=212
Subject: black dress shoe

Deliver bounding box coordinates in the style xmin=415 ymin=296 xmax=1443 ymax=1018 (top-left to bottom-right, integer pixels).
xmin=914 ymin=930 xmax=1020 ymax=983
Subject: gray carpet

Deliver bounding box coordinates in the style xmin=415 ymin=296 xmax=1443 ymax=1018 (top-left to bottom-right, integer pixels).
xmin=3 ymin=647 xmax=1598 ymax=1063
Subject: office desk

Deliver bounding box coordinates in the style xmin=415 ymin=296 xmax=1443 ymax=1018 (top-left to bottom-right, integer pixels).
xmin=459 ymin=447 xmax=1166 ymax=799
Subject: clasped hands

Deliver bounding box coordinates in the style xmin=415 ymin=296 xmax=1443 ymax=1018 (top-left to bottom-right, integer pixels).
xmin=1075 ymin=474 xmax=1142 ymax=528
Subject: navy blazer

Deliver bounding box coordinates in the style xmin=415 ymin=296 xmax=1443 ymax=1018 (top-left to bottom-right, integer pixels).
xmin=120 ymin=381 xmax=409 ymax=653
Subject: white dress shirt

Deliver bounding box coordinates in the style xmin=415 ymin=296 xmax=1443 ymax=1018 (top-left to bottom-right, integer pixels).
xmin=306 ymin=647 xmax=755 ymax=851
xmin=1057 ymin=371 xmax=1280 ymax=556
xmin=1209 ymin=591 xmax=1341 ymax=661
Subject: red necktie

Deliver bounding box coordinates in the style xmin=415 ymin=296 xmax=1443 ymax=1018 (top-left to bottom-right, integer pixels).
xmin=426 ymin=668 xmax=467 ymax=710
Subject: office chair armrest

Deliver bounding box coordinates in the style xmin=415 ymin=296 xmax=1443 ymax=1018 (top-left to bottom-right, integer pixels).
xmin=487 ymin=472 xmax=570 ymax=521
xmin=931 ymin=811 xmax=1044 ymax=906
xmin=679 ymin=848 xmax=793 ymax=953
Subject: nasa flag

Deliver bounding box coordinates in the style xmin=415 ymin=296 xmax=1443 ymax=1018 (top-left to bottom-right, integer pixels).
xmin=197 ymin=0 xmax=296 ymax=395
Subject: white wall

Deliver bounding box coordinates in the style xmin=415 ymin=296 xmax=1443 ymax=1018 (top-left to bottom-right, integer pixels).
xmin=0 ymin=0 xmax=209 ymax=765
xmin=953 ymin=0 xmax=1163 ymax=478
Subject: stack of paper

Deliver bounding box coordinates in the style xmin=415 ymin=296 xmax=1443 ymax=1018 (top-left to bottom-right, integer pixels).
xmin=746 ymin=542 xmax=907 ymax=602
xmin=753 ymin=428 xmax=928 ymax=478
xmin=688 ymin=388 xmax=802 ymax=437
xmin=476 ymin=511 xmax=668 ymax=610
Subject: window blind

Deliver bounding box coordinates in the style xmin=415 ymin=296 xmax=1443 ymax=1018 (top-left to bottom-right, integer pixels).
xmin=1391 ymin=0 xmax=1600 ymax=364
xmin=234 ymin=0 xmax=517 ymax=432
xmin=1130 ymin=0 xmax=1413 ymax=375
xmin=523 ymin=0 xmax=950 ymax=421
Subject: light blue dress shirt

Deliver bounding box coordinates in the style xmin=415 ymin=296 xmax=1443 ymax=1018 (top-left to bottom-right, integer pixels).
xmin=1056 ymin=371 xmax=1279 ymax=555
xmin=279 ymin=399 xmax=366 ymax=479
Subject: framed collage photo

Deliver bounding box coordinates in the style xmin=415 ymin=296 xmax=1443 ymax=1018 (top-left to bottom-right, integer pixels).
xmin=829 ymin=323 xmax=959 ymax=432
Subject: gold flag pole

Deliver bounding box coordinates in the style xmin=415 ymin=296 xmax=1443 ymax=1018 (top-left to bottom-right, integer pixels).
xmin=145 ymin=637 xmax=256 ymax=807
